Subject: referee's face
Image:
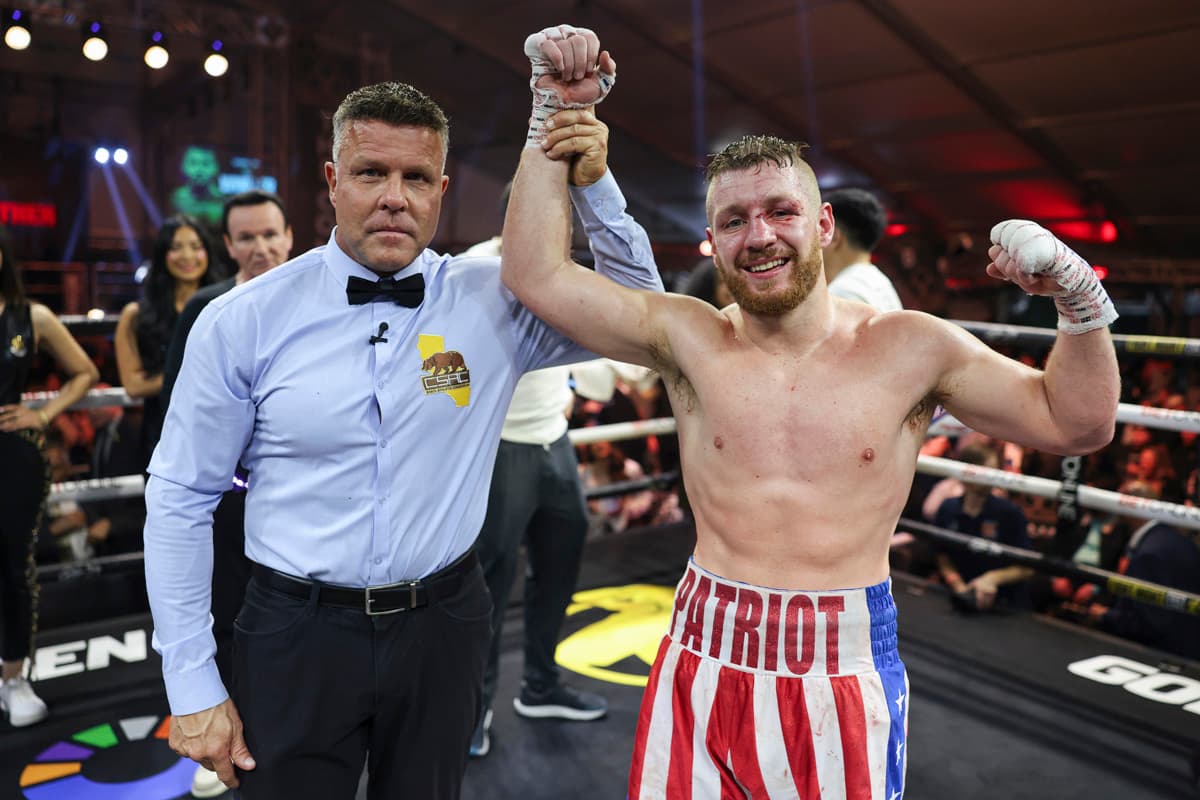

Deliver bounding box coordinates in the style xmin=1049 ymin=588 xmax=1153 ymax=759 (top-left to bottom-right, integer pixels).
xmin=325 ymin=120 xmax=449 ymax=275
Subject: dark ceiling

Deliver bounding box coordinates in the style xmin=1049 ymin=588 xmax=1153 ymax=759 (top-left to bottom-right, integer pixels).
xmin=379 ymin=0 xmax=1200 ymax=275
xmin=4 ymin=0 xmax=1199 ymax=277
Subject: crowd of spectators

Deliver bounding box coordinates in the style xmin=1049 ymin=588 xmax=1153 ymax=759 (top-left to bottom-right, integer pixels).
xmin=16 ymin=252 xmax=1200 ymax=662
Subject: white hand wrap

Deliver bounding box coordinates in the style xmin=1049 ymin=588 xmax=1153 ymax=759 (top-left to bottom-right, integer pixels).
xmin=524 ymin=25 xmax=615 ymax=149
xmin=990 ymin=220 xmax=1118 ymax=335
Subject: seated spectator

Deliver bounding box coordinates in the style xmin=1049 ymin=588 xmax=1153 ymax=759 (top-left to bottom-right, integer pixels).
xmin=933 ymin=443 xmax=1034 ymax=612
xmin=579 ymin=439 xmax=681 ymax=535
xmin=1090 ymin=521 xmax=1200 ymax=660
xmin=41 ymin=430 xmax=110 ymax=563
xmin=1047 ymin=505 xmax=1139 ymax=613
xmin=920 ymin=432 xmax=1001 ymax=522
xmin=83 ymin=390 xmax=145 ymax=554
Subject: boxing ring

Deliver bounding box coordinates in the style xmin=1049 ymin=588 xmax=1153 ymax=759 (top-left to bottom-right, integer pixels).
xmin=3 ymin=319 xmax=1200 ymax=799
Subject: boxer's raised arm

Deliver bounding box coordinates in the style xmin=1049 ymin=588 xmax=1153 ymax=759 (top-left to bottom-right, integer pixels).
xmin=936 ymin=221 xmax=1119 ymax=454
xmin=502 ymin=25 xmax=672 ymax=369
xmin=502 ymin=146 xmax=667 ymax=368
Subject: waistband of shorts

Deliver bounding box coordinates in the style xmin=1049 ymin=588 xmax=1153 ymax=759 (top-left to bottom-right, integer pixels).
xmin=666 ymin=559 xmax=899 ymax=677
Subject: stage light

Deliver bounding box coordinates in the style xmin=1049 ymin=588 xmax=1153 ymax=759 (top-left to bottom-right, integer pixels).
xmin=698 ymin=240 xmax=713 ymax=257
xmin=3 ymin=8 xmax=31 ymax=50
xmin=93 ymin=147 xmax=111 ymax=165
xmin=1099 ymin=220 xmax=1118 ymax=243
xmin=204 ymin=39 xmax=228 ymax=77
xmin=81 ymin=20 xmax=107 ymax=61
xmin=113 ymin=147 xmax=128 ymax=165
xmin=144 ymin=30 xmax=169 ymax=69
xmin=1093 ymin=265 xmax=1109 ymax=281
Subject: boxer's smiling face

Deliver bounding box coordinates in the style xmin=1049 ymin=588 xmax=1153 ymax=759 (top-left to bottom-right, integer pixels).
xmin=706 ymin=163 xmax=833 ymax=317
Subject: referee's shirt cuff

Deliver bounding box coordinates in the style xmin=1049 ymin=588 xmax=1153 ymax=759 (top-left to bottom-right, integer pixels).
xmin=163 ymin=662 xmax=228 ymax=716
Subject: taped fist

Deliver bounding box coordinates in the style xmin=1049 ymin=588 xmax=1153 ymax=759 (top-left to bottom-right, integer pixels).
xmin=987 ymin=219 xmax=1117 ymax=335
xmin=524 ymin=24 xmax=616 ymax=148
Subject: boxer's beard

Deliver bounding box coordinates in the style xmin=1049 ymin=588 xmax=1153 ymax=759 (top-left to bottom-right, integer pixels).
xmin=718 ymin=237 xmax=822 ymax=316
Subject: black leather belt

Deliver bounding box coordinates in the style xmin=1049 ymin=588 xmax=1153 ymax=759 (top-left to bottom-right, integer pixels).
xmin=251 ymin=550 xmax=477 ymax=616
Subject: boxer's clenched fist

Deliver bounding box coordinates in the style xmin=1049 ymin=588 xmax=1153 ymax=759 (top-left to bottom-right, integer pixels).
xmin=524 ymin=24 xmax=616 ymax=148
xmin=986 ymin=219 xmax=1117 ymax=334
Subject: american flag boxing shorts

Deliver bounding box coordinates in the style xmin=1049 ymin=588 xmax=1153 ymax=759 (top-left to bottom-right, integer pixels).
xmin=628 ymin=559 xmax=909 ymax=800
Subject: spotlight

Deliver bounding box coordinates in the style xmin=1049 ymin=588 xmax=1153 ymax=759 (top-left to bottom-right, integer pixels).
xmin=81 ymin=20 xmax=107 ymax=61
xmin=698 ymin=240 xmax=713 ymax=257
xmin=113 ymin=147 xmax=128 ymax=165
xmin=203 ymin=39 xmax=228 ymax=77
xmin=93 ymin=147 xmax=111 ymax=164
xmin=144 ymin=30 xmax=169 ymax=69
xmin=3 ymin=8 xmax=31 ymax=51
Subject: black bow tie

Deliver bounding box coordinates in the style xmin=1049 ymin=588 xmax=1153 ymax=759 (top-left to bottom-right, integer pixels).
xmin=346 ymin=274 xmax=425 ymax=308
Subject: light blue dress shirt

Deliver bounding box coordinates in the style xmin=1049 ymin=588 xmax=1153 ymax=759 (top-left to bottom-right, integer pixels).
xmin=144 ymin=171 xmax=662 ymax=714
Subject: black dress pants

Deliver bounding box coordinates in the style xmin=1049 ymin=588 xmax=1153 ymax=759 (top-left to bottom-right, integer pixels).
xmin=210 ymin=488 xmax=249 ymax=690
xmin=232 ymin=557 xmax=492 ymax=799
xmin=0 ymin=430 xmax=47 ymax=663
xmin=474 ymin=434 xmax=589 ymax=710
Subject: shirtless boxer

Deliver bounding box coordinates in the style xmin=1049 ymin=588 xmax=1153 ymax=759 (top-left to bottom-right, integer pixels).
xmin=503 ymin=29 xmax=1120 ymax=800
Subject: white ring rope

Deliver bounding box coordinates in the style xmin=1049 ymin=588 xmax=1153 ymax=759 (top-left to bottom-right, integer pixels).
xmin=22 ymin=387 xmax=144 ymax=410
xmin=28 ymin=387 xmax=1200 ymax=436
xmin=929 ymin=402 xmax=1200 ymax=437
xmin=50 ymin=474 xmax=145 ymax=503
xmin=919 ymin=455 xmax=1200 ymax=531
xmin=59 ymin=314 xmax=1200 ymax=356
xmin=567 ymin=417 xmax=679 ymax=445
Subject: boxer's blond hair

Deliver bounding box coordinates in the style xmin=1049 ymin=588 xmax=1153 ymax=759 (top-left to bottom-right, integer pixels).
xmin=704 ymin=135 xmax=820 ymax=220
xmin=704 ymin=135 xmax=810 ymax=184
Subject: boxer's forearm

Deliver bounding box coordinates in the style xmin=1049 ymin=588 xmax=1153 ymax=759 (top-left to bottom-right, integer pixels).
xmin=1041 ymin=327 xmax=1120 ymax=452
xmin=502 ymin=148 xmax=574 ymax=308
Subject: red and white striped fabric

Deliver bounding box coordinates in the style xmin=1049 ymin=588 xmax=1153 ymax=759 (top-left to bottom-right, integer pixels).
xmin=628 ymin=560 xmax=909 ymax=800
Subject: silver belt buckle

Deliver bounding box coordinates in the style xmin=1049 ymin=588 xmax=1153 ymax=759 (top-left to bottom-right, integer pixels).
xmin=364 ymin=581 xmax=419 ymax=616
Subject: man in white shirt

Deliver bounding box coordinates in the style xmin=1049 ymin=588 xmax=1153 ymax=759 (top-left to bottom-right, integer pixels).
xmin=822 ymin=188 xmax=902 ymax=312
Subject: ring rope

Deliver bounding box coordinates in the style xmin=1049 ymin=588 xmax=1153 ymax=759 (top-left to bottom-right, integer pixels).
xmin=897 ymin=516 xmax=1200 ymax=617
xmin=929 ymin=402 xmax=1200 ymax=437
xmin=22 ymin=387 xmax=144 ymax=410
xmin=25 ymin=388 xmax=1200 ymax=438
xmin=47 ymin=417 xmax=1200 ymax=536
xmin=50 ymin=474 xmax=145 ymax=503
xmin=584 ymin=470 xmax=680 ymax=500
xmin=56 ymin=315 xmax=1200 ymax=359
xmin=36 ymin=472 xmax=685 ymax=579
xmin=952 ymin=319 xmax=1200 ymax=359
xmin=919 ymin=455 xmax=1200 ymax=531
xmin=566 ymin=417 xmax=678 ymax=445
xmin=46 ymin=423 xmax=678 ymax=502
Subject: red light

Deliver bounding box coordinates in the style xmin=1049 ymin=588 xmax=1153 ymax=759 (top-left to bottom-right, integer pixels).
xmin=1093 ymin=265 xmax=1108 ymax=280
xmin=1046 ymin=220 xmax=1118 ymax=244
xmin=885 ymin=223 xmax=908 ymax=237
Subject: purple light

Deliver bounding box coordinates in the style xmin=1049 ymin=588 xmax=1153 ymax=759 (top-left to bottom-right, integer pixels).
xmin=89 ymin=21 xmax=101 ymax=34
xmin=152 ymin=30 xmax=163 ymax=43
xmin=211 ymin=39 xmax=223 ymax=51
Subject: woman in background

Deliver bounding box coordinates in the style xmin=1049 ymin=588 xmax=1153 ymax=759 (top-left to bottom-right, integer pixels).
xmin=115 ymin=215 xmax=221 ymax=468
xmin=0 ymin=225 xmax=98 ymax=726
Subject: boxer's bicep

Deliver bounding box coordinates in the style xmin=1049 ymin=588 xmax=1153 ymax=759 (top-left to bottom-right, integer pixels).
xmin=933 ymin=322 xmax=1071 ymax=453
